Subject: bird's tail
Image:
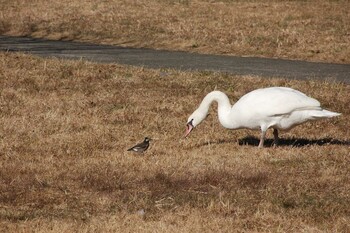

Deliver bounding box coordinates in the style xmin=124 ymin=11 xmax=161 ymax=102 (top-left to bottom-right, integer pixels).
xmin=310 ymin=109 xmax=341 ymax=118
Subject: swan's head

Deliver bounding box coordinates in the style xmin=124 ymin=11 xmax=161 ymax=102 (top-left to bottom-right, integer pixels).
xmin=184 ymin=109 xmax=207 ymax=138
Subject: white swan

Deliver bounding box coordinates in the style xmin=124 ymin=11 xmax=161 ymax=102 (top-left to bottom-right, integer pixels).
xmin=184 ymin=87 xmax=341 ymax=148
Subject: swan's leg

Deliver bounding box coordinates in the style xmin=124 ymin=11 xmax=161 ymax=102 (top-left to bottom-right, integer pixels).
xmin=258 ymin=130 xmax=266 ymax=148
xmin=273 ymin=129 xmax=279 ymax=147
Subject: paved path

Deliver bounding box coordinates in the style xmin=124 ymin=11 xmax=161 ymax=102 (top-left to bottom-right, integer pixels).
xmin=1 ymin=35 xmax=349 ymax=84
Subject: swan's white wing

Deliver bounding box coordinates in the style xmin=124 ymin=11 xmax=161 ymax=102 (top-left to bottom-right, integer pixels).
xmin=234 ymin=87 xmax=321 ymax=117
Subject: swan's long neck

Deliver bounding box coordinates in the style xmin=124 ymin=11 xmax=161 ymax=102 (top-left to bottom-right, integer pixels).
xmin=198 ymin=91 xmax=237 ymax=129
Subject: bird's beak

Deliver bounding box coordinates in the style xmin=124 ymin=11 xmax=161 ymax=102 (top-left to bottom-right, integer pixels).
xmin=184 ymin=121 xmax=194 ymax=138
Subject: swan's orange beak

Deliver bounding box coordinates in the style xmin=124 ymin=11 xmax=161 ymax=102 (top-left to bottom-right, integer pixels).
xmin=184 ymin=121 xmax=194 ymax=138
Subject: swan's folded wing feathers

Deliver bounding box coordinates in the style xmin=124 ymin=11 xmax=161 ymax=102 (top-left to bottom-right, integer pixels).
xmin=269 ymin=106 xmax=323 ymax=117
xmin=236 ymin=87 xmax=321 ymax=117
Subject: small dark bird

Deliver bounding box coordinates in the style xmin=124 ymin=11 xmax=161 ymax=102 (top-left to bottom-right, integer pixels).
xmin=127 ymin=137 xmax=151 ymax=153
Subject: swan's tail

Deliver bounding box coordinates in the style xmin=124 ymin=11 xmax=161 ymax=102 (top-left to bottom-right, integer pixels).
xmin=310 ymin=109 xmax=341 ymax=118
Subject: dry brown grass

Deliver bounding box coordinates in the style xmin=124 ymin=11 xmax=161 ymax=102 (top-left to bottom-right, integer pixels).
xmin=0 ymin=0 xmax=349 ymax=63
xmin=0 ymin=52 xmax=349 ymax=232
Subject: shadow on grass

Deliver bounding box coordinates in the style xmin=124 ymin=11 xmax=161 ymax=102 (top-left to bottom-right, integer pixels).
xmin=190 ymin=137 xmax=350 ymax=148
xmin=238 ymin=136 xmax=350 ymax=147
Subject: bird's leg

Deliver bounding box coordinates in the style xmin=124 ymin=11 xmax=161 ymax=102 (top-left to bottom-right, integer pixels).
xmin=273 ymin=128 xmax=279 ymax=147
xmin=258 ymin=130 xmax=266 ymax=148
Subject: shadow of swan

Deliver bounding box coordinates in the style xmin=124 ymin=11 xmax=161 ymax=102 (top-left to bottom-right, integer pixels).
xmin=187 ymin=137 xmax=350 ymax=149
xmin=238 ymin=136 xmax=350 ymax=147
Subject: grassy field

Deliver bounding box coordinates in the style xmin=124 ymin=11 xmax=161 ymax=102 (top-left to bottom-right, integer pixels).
xmin=1 ymin=0 xmax=349 ymax=231
xmin=0 ymin=52 xmax=349 ymax=232
xmin=0 ymin=0 xmax=349 ymax=63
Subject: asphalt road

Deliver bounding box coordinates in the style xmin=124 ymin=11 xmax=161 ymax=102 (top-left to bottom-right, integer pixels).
xmin=1 ymin=35 xmax=349 ymax=84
